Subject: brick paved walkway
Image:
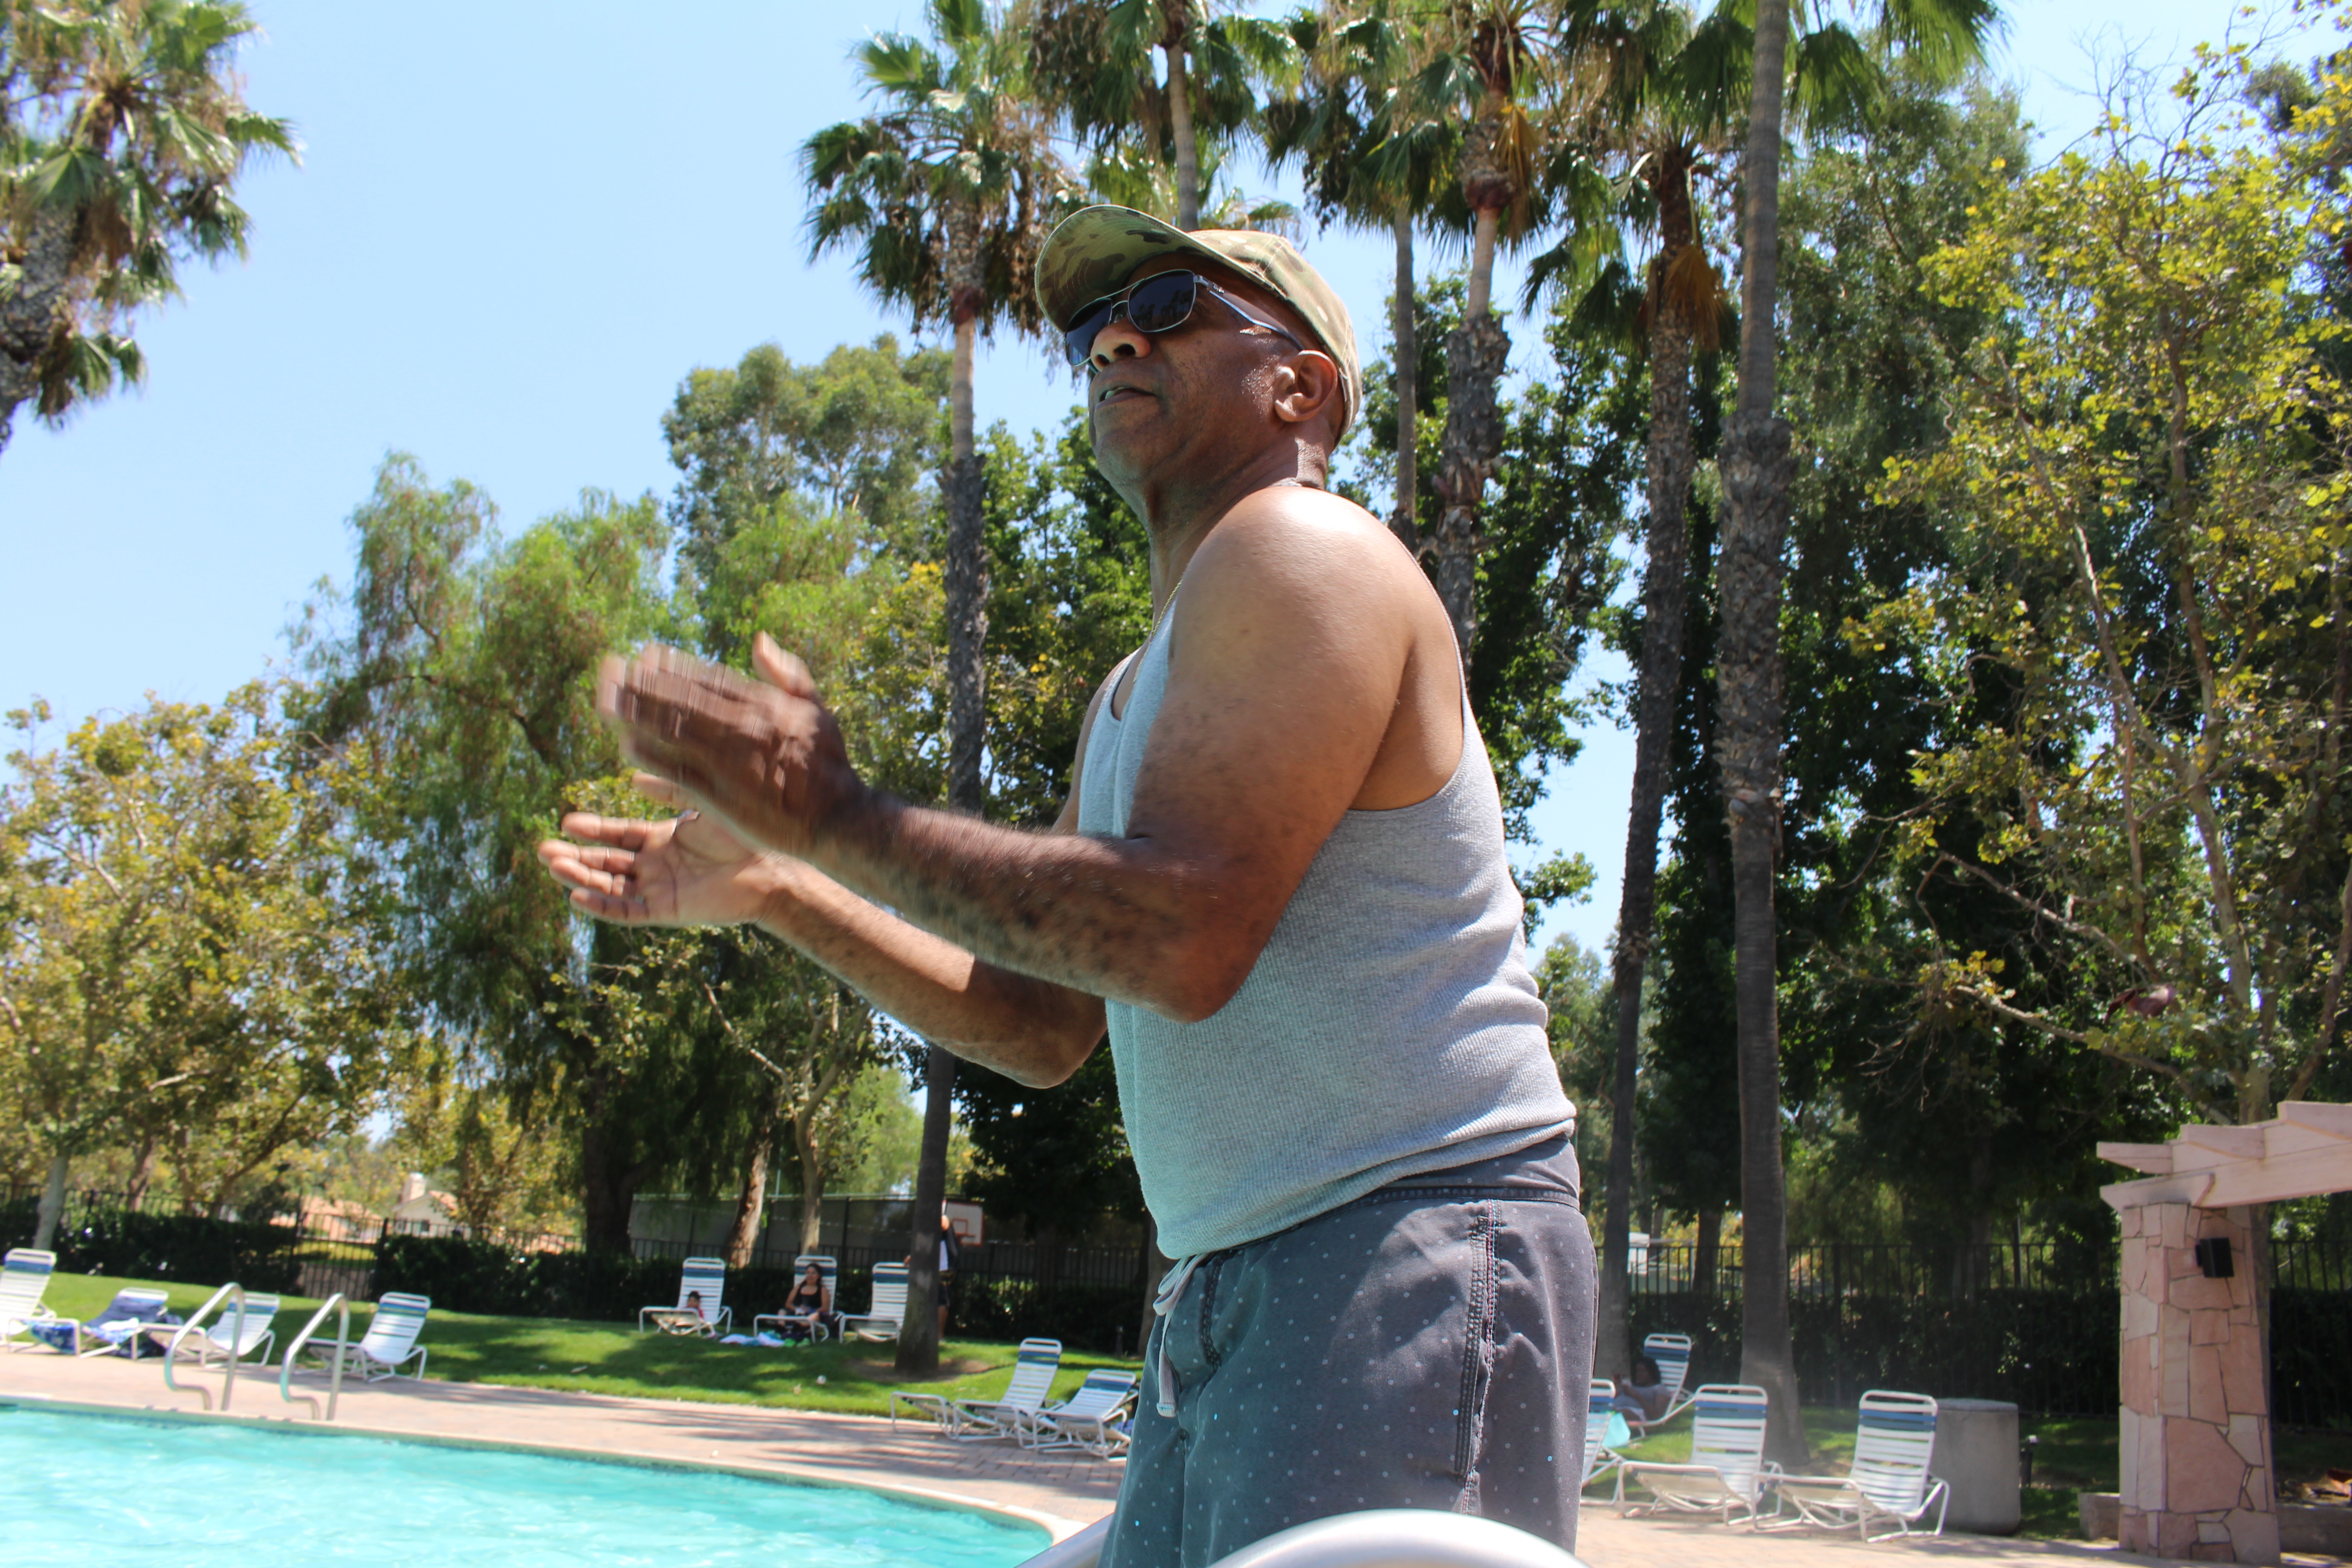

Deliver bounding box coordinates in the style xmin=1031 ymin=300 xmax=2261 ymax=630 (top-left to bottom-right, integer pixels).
xmin=5 ymin=1350 xmax=2336 ymax=1566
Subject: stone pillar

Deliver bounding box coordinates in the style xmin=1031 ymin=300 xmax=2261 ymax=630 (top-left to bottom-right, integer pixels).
xmin=2117 ymin=1200 xmax=2278 ymax=1564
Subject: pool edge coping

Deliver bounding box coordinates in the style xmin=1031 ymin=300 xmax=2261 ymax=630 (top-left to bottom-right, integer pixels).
xmin=2 ymin=1390 xmax=1088 ymax=1544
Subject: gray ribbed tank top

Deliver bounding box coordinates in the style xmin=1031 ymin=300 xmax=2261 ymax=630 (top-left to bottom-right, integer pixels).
xmin=1077 ymin=606 xmax=1576 ymax=1257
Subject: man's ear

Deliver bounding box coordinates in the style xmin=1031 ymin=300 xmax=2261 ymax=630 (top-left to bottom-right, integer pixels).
xmin=1269 ymin=350 xmax=1341 ymax=431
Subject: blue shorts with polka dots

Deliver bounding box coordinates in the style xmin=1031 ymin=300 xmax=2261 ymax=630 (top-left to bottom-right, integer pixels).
xmin=1103 ymin=1135 xmax=1595 ymax=1568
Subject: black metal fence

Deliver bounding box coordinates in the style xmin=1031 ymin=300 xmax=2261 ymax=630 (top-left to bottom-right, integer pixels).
xmin=7 ymin=1184 xmax=2347 ymax=1416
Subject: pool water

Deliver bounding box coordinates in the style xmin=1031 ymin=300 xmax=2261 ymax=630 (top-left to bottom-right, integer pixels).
xmin=2 ymin=1405 xmax=1049 ymax=1566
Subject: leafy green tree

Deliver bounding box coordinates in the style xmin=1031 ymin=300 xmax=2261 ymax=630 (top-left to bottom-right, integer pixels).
xmin=1872 ymin=38 xmax=2352 ymax=1128
xmin=298 ymin=456 xmax=686 ymax=1252
xmin=805 ymin=4 xmax=1079 ymax=1367
xmin=0 ymin=684 xmax=409 ymax=1246
xmin=0 ymin=0 xmax=297 ymax=451
xmin=662 ymin=335 xmax=951 ymax=598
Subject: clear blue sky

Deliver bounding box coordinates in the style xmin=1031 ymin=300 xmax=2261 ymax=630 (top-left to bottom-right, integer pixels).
xmin=0 ymin=0 xmax=2329 ymax=962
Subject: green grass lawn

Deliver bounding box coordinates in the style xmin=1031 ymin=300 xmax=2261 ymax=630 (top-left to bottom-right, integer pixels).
xmin=30 ymin=1270 xmax=1143 ymax=1419
xmin=1582 ymin=1403 xmax=2352 ymax=1541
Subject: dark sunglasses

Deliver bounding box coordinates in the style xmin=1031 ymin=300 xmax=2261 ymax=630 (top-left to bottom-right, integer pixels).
xmin=1062 ymin=270 xmax=1306 ymax=370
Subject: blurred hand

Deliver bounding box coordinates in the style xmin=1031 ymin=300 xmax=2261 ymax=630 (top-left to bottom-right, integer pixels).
xmin=537 ymin=774 xmax=783 ymax=926
xmin=596 ymin=632 xmax=861 ymax=858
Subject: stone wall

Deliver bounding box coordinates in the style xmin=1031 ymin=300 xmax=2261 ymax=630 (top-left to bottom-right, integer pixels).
xmin=2116 ymin=1200 xmax=2279 ymax=1564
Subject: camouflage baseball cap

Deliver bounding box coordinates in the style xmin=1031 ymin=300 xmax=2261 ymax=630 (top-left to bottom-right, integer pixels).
xmin=1035 ymin=205 xmax=1359 ymax=438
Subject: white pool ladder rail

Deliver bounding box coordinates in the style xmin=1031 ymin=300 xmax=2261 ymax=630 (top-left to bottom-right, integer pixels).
xmin=277 ymin=1292 xmax=352 ymax=1421
xmin=158 ymin=1281 xmax=252 ymax=1411
xmin=1014 ymin=1509 xmax=1587 ymax=1568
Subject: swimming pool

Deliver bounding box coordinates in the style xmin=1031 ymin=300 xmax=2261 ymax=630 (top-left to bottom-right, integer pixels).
xmin=4 ymin=1404 xmax=1051 ymax=1566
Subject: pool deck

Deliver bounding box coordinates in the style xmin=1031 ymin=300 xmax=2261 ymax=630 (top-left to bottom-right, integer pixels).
xmin=2 ymin=1351 xmax=2337 ymax=1566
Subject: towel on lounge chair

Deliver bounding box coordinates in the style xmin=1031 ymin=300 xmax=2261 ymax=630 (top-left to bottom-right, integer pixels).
xmin=29 ymin=1289 xmax=178 ymax=1357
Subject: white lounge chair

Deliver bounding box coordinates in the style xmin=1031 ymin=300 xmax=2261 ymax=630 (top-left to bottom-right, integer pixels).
xmin=1021 ymin=1367 xmax=1139 ymax=1456
xmin=640 ymin=1256 xmax=731 ymax=1335
xmin=0 ymin=1247 xmax=60 ymax=1348
xmin=839 ymin=1260 xmax=908 ymax=1343
xmin=1642 ymin=1333 xmax=1699 ymax=1423
xmin=1765 ymin=1390 xmax=1950 ymax=1540
xmin=751 ymin=1254 xmax=837 ymax=1342
xmin=1615 ymin=1383 xmax=1778 ymax=1525
xmin=1584 ymin=1377 xmax=1631 ymax=1488
xmin=948 ymin=1336 xmax=1065 ymax=1441
xmin=306 ymin=1291 xmax=431 ymax=1381
xmin=143 ymin=1291 xmax=280 ymax=1368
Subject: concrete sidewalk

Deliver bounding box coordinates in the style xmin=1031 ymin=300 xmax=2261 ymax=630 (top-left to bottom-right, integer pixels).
xmin=3 ymin=1350 xmax=2328 ymax=1567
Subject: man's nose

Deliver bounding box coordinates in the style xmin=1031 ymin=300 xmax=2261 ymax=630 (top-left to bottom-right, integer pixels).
xmin=1090 ymin=313 xmax=1152 ymax=371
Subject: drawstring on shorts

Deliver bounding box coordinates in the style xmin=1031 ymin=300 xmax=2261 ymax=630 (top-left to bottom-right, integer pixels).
xmin=1150 ymin=1253 xmax=1205 ymax=1417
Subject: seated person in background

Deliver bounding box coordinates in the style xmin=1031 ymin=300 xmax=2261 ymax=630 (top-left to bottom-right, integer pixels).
xmin=1611 ymin=1356 xmax=1671 ymax=1431
xmin=778 ymin=1261 xmax=834 ymax=1342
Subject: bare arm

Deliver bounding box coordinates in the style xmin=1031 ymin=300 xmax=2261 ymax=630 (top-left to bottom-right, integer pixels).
xmin=601 ymin=489 xmax=1453 ymax=1023
xmin=540 ymin=677 xmax=1122 ymax=1088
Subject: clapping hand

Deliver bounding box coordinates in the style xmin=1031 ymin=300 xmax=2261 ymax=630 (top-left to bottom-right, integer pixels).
xmin=540 ymin=632 xmax=861 ymax=925
xmin=537 ymin=774 xmax=781 ymax=926
xmin=595 ymin=632 xmax=862 ymax=858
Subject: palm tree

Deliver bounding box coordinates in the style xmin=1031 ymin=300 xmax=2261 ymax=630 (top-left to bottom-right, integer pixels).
xmin=1711 ymin=0 xmax=1997 ymax=1465
xmin=1525 ymin=0 xmax=1748 ymax=1403
xmin=1084 ymin=134 xmax=1301 ymax=235
xmin=1026 ymin=0 xmax=1297 ymax=230
xmin=1266 ymin=0 xmax=1449 ymax=549
xmin=0 ymin=0 xmax=297 ymax=454
xmin=1386 ymin=0 xmax=1551 ymax=663
xmin=803 ymin=0 xmax=1078 ymax=1374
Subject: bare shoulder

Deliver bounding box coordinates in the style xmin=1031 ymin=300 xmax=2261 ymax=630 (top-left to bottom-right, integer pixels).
xmin=1180 ymin=487 xmax=1434 ymax=627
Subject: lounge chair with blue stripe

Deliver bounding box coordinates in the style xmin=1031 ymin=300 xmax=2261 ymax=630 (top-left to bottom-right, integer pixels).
xmin=1764 ymin=1390 xmax=1950 ymax=1540
xmin=142 ymin=1292 xmax=281 ymax=1369
xmin=1615 ymin=1384 xmax=1779 ymax=1525
xmin=840 ymin=1260 xmax=909 ymax=1343
xmin=1584 ymin=1377 xmax=1632 ymax=1488
xmin=946 ymin=1337 xmax=1066 ymax=1441
xmin=0 ymin=1248 xmax=60 ymax=1348
xmin=1021 ymin=1367 xmax=1140 ymax=1456
xmin=640 ymin=1256 xmax=731 ymax=1335
xmin=1642 ymin=1333 xmax=1699 ymax=1423
xmin=306 ymin=1292 xmax=431 ymax=1380
xmin=891 ymin=1335 xmax=1061 ymax=1439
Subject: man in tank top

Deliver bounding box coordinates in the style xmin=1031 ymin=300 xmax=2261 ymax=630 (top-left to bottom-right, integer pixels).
xmin=538 ymin=205 xmax=1596 ymax=1566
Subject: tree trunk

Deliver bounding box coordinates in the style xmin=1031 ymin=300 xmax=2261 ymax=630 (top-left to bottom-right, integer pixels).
xmin=1719 ymin=0 xmax=1805 ymax=1470
xmin=792 ymin=1101 xmax=828 ymax=1254
xmin=1430 ymin=236 xmax=1508 ymax=666
xmin=0 ymin=206 xmax=76 ymax=456
xmin=576 ymin=1114 xmax=642 ymax=1254
xmin=1166 ymin=35 xmax=1200 ymax=230
xmin=723 ymin=1091 xmax=784 ymax=1270
xmin=897 ymin=1043 xmax=957 ymax=1372
xmin=124 ymin=1136 xmax=158 ymax=1211
xmin=1694 ymin=1207 xmax=1722 ymax=1297
xmin=1391 ymin=205 xmax=1419 ymax=550
xmin=1597 ymin=161 xmax=1705 ymax=1386
xmin=1465 ymin=205 xmax=1500 ymax=318
xmin=32 ymin=1149 xmax=69 ymax=1252
xmin=900 ymin=297 xmax=986 ymax=1374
